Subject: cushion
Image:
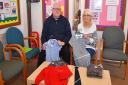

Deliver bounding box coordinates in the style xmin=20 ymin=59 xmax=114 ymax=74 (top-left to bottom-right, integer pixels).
xmin=26 ymin=48 xmax=40 ymax=60
xmin=11 ymin=48 xmax=40 ymax=60
xmin=23 ymin=47 xmax=32 ymax=53
xmin=0 ymin=60 xmax=24 ymax=81
xmin=103 ymin=49 xmax=128 ymax=61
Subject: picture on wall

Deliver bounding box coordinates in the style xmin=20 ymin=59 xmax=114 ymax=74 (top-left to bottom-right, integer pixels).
xmin=0 ymin=0 xmax=20 ymax=29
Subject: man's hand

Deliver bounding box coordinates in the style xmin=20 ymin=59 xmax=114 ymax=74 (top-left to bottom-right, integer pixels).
xmin=57 ymin=40 xmax=65 ymax=46
xmin=42 ymin=43 xmax=46 ymax=50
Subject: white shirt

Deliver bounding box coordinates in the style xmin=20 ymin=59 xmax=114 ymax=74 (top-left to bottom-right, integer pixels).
xmin=77 ymin=23 xmax=96 ymax=34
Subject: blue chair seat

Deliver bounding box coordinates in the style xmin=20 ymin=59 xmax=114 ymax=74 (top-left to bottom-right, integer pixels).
xmin=6 ymin=27 xmax=40 ymax=61
xmin=0 ymin=60 xmax=24 ymax=81
xmin=103 ymin=49 xmax=128 ymax=61
xmin=12 ymin=48 xmax=40 ymax=60
xmin=26 ymin=48 xmax=40 ymax=60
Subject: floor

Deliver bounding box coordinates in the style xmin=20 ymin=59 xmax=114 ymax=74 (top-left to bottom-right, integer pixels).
xmin=5 ymin=60 xmax=128 ymax=85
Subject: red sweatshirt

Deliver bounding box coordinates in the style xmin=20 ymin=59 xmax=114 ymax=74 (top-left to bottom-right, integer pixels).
xmin=35 ymin=65 xmax=72 ymax=85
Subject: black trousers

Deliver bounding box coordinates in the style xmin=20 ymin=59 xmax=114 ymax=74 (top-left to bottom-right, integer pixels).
xmin=59 ymin=43 xmax=71 ymax=64
xmin=37 ymin=50 xmax=46 ymax=67
xmin=37 ymin=43 xmax=71 ymax=67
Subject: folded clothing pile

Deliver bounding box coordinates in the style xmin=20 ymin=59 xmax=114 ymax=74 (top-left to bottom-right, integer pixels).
xmin=87 ymin=64 xmax=103 ymax=78
xmin=49 ymin=60 xmax=67 ymax=66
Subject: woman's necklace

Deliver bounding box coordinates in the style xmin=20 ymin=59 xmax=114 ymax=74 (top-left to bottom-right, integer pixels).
xmin=83 ymin=22 xmax=92 ymax=28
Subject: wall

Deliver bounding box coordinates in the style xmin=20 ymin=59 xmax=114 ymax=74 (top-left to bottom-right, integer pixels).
xmin=69 ymin=0 xmax=74 ymax=27
xmin=31 ymin=0 xmax=43 ymax=38
xmin=80 ymin=0 xmax=85 ymax=23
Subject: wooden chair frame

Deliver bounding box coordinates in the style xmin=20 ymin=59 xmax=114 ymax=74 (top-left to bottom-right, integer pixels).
xmin=6 ymin=36 xmax=38 ymax=62
xmin=0 ymin=45 xmax=27 ymax=85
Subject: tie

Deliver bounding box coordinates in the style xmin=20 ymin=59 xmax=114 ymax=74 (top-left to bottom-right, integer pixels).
xmin=74 ymin=67 xmax=81 ymax=85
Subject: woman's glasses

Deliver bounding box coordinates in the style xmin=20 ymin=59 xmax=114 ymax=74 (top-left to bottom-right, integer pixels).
xmin=83 ymin=14 xmax=92 ymax=17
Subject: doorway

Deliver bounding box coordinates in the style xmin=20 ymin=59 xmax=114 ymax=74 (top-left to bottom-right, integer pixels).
xmin=27 ymin=0 xmax=32 ymax=35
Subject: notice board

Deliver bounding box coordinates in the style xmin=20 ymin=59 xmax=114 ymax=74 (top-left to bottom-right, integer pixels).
xmin=86 ymin=0 xmax=125 ymax=30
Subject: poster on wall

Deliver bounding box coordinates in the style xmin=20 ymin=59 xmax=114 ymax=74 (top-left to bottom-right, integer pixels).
xmin=88 ymin=0 xmax=122 ymax=29
xmin=89 ymin=0 xmax=102 ymax=25
xmin=107 ymin=6 xmax=117 ymax=21
xmin=44 ymin=0 xmax=65 ymax=19
xmin=106 ymin=0 xmax=119 ymax=5
xmin=90 ymin=0 xmax=102 ymax=12
xmin=0 ymin=0 xmax=20 ymax=29
xmin=92 ymin=12 xmax=100 ymax=24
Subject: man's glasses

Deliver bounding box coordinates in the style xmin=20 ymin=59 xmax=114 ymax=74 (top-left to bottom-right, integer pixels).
xmin=53 ymin=8 xmax=61 ymax=10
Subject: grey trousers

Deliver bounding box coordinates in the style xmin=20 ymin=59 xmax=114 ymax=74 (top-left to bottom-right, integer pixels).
xmin=70 ymin=32 xmax=91 ymax=67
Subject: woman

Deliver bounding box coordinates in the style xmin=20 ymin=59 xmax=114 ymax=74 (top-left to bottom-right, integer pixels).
xmin=77 ymin=9 xmax=97 ymax=57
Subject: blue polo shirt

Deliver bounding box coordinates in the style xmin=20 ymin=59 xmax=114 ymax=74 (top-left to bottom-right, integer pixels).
xmin=45 ymin=39 xmax=62 ymax=61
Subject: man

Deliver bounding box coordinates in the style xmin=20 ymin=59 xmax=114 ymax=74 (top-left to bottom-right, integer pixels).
xmin=39 ymin=3 xmax=72 ymax=65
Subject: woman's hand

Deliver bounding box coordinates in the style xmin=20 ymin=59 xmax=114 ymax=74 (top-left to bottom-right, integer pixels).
xmin=83 ymin=34 xmax=89 ymax=39
xmin=57 ymin=40 xmax=65 ymax=46
xmin=83 ymin=34 xmax=92 ymax=39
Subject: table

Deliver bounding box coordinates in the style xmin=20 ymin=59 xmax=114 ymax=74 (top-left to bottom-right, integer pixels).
xmin=27 ymin=62 xmax=112 ymax=85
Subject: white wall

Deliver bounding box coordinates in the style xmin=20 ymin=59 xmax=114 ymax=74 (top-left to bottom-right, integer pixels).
xmin=80 ymin=0 xmax=85 ymax=23
xmin=31 ymin=0 xmax=43 ymax=38
xmin=69 ymin=0 xmax=74 ymax=27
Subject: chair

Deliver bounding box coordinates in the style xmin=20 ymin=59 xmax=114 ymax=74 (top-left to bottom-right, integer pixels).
xmin=5 ymin=27 xmax=40 ymax=79
xmin=5 ymin=27 xmax=40 ymax=61
xmin=100 ymin=26 xmax=128 ymax=79
xmin=0 ymin=41 xmax=26 ymax=85
xmin=29 ymin=32 xmax=40 ymax=48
